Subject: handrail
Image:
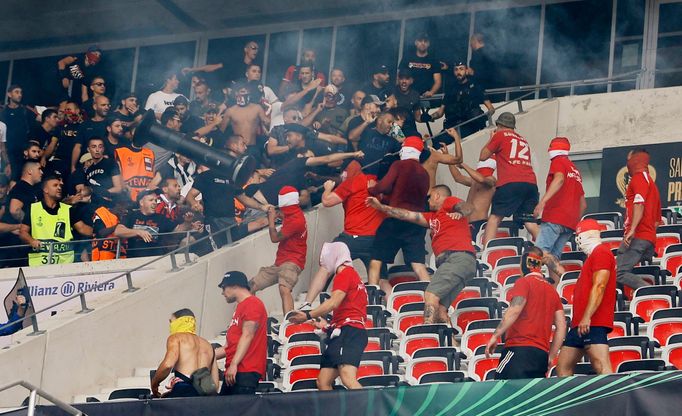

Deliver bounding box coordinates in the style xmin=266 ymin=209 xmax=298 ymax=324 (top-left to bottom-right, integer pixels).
xmin=0 ymin=212 xmax=266 ymax=335
xmin=0 ymin=380 xmax=84 ymax=415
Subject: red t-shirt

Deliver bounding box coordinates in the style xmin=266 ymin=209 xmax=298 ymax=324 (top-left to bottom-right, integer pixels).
xmin=422 ymin=196 xmax=474 ymax=257
xmin=505 ymin=273 xmax=563 ymax=352
xmin=334 ymin=173 xmax=385 ymax=236
xmin=572 ymin=243 xmax=616 ymax=329
xmin=368 ymin=159 xmax=430 ymax=212
xmin=624 ymin=171 xmax=661 ymax=244
xmin=275 ymin=208 xmax=308 ymax=269
xmin=283 ymin=65 xmax=327 ymax=85
xmin=542 ymin=156 xmax=585 ymax=230
xmin=225 ymin=295 xmax=268 ymax=377
xmin=330 ymin=267 xmax=368 ymax=329
xmin=485 ymin=130 xmax=537 ymax=187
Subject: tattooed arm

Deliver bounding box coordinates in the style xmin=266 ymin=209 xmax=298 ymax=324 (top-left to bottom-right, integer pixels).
xmin=365 ymin=197 xmax=428 ymax=228
xmin=484 ymin=295 xmax=527 ymax=358
xmin=454 ymin=201 xmax=474 ymax=217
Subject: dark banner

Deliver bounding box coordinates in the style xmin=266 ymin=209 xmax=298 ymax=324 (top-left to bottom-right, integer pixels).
xmin=2 ymin=268 xmax=35 ymax=331
xmin=10 ymin=372 xmax=682 ymax=416
xmin=599 ymin=142 xmax=682 ymax=212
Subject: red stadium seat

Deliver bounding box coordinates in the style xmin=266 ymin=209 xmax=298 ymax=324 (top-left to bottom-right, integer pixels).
xmin=601 ymin=238 xmax=622 ymax=252
xmin=280 ymin=342 xmax=321 ymax=367
xmin=365 ymin=338 xmax=382 ymax=352
xmin=646 ymin=309 xmax=682 ymax=347
xmin=389 ymin=275 xmax=419 ymax=286
xmin=399 ymin=333 xmax=441 ymax=360
xmin=406 ymin=357 xmax=449 ymax=385
xmin=279 ymin=321 xmax=316 ymax=343
xmin=451 ymin=298 xmax=498 ymax=333
xmin=282 ymin=365 xmax=320 ymax=391
xmin=629 ymin=286 xmax=678 ymax=322
xmin=560 ymin=260 xmax=583 ymax=273
xmin=607 ymin=336 xmax=649 ymax=371
xmin=357 ymin=361 xmax=385 ymax=378
xmin=662 ymin=251 xmax=682 ymax=276
xmin=655 ymin=234 xmax=681 ymax=258
xmin=492 ymin=265 xmax=522 ymax=286
xmin=557 ymin=280 xmax=577 ymax=305
xmin=468 ymin=354 xmax=500 ymax=382
xmin=461 ymin=329 xmax=495 ymax=358
xmin=609 ymin=323 xmax=627 ymax=339
xmin=451 ymin=287 xmax=481 ymax=309
xmin=387 ymin=292 xmax=424 ymax=315
xmin=662 ymin=344 xmax=682 ymax=369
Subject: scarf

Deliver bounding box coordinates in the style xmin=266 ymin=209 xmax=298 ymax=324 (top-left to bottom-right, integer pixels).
xmin=169 ymin=316 xmax=196 ymax=335
xmin=320 ymin=242 xmax=353 ymax=274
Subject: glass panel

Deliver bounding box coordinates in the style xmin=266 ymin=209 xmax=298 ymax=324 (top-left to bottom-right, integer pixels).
xmin=206 ymin=35 xmax=266 ymax=89
xmin=573 ymin=158 xmax=603 ymax=214
xmin=542 ymin=0 xmax=611 ymax=95
xmin=334 ymin=21 xmax=401 ymax=91
xmin=474 ymin=6 xmax=541 ymax=89
xmin=265 ymin=31 xmax=299 ymax=91
xmin=403 ymin=13 xmax=471 ymax=92
xmin=303 ymin=27 xmax=333 ymax=80
xmin=611 ymin=40 xmax=642 ymax=91
xmin=135 ymin=41 xmax=197 ymax=103
xmin=12 ymin=54 xmax=65 ymax=106
xmin=616 ymin=0 xmax=645 ymax=37
xmin=655 ymin=35 xmax=682 ymax=88
xmin=96 ymin=47 xmax=135 ymax=104
xmin=659 ymin=3 xmax=682 ymax=33
xmin=0 ymin=61 xmax=9 ymax=93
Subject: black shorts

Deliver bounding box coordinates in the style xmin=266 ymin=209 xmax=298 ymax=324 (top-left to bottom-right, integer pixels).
xmin=563 ymin=326 xmax=610 ymax=349
xmin=491 ymin=182 xmax=539 ymax=222
xmin=165 ymin=381 xmax=199 ymax=398
xmin=333 ymin=233 xmax=386 ymax=277
xmin=495 ymin=346 xmax=548 ymax=380
xmin=371 ymin=218 xmax=427 ymax=264
xmin=321 ymin=326 xmax=368 ymax=369
xmin=219 ymin=371 xmax=260 ymax=396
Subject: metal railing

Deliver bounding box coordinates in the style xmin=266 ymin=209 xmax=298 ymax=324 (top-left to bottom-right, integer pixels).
xmin=0 ymin=212 xmax=266 ymax=336
xmin=484 ymin=69 xmax=644 ymax=102
xmin=0 ymin=380 xmax=83 ymax=416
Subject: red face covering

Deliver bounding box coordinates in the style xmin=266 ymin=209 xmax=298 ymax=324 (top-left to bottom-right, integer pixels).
xmin=627 ymin=152 xmax=650 ymax=176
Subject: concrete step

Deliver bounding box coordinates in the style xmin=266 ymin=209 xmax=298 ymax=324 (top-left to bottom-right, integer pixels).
xmin=116 ymin=376 xmax=150 ymax=389
xmin=133 ymin=367 xmax=156 ymax=378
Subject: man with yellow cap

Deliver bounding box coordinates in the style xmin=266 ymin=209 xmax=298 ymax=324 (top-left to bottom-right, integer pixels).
xmin=151 ymin=309 xmax=219 ymax=398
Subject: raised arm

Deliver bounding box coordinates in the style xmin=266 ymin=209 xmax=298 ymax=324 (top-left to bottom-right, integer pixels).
xmin=305 ymin=151 xmax=362 ymax=167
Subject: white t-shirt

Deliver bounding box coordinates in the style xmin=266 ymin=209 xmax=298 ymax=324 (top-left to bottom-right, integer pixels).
xmin=263 ymin=86 xmax=278 ymax=105
xmin=144 ymin=91 xmax=184 ymax=114
xmin=0 ymin=121 xmax=6 ymax=143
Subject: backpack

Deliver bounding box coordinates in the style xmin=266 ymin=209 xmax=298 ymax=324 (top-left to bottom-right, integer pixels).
xmin=191 ymin=367 xmax=217 ymax=396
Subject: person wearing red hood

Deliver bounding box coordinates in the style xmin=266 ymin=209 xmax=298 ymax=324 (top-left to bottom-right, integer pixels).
xmin=249 ymin=186 xmax=307 ymax=314
xmin=533 ymin=137 xmax=586 ymax=284
xmin=299 ymin=160 xmax=386 ymax=309
xmin=367 ymin=136 xmax=431 ymax=293
xmin=617 ymin=148 xmax=660 ymax=289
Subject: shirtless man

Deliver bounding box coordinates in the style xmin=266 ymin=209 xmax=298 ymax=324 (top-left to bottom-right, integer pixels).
xmin=219 ymin=84 xmax=270 ymax=151
xmin=449 ymin=158 xmax=496 ymax=239
xmin=151 ymin=309 xmax=219 ymax=398
xmin=422 ymin=128 xmax=464 ymax=191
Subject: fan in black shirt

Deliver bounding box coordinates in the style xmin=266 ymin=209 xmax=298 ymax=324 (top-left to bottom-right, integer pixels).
xmin=358 ymin=113 xmax=401 ymax=179
xmin=71 ymin=95 xmax=110 ymax=173
xmin=83 ymin=137 xmax=123 ymax=205
xmin=361 ymin=64 xmax=392 ymax=102
xmin=398 ymin=33 xmax=443 ymax=96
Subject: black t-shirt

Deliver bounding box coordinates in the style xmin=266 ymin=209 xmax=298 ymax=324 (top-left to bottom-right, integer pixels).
xmin=399 ymin=52 xmax=441 ymax=94
xmin=60 ymin=55 xmax=101 ymax=103
xmin=442 ymin=80 xmax=486 ymax=128
xmin=0 ymin=105 xmax=35 ymax=155
xmin=192 ymin=169 xmax=243 ymax=219
xmin=469 ymin=47 xmax=495 ymax=90
xmin=361 ymin=83 xmax=390 ymax=103
xmin=124 ymin=210 xmax=175 ymax=258
xmin=85 ymin=158 xmax=120 ymax=202
xmin=258 ymin=157 xmax=309 ymax=205
xmin=346 ymin=115 xmax=377 ymax=140
xmin=28 ymin=125 xmax=56 ymax=149
xmin=55 ymin=123 xmax=81 ymax=162
xmin=267 ymin=125 xmax=316 ymax=168
xmin=358 ymin=128 xmax=400 ymax=178
xmin=2 ymin=180 xmax=39 ymax=223
xmin=180 ymin=115 xmax=204 ymax=136
xmin=77 ymin=119 xmax=108 ymax=149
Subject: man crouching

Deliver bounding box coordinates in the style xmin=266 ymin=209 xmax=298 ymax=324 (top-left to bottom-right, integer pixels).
xmin=151 ymin=309 xmax=219 ymax=397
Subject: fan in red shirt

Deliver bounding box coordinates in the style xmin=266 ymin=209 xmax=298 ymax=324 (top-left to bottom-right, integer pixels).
xmin=479 ymin=112 xmax=540 ymax=246
xmin=533 ymin=137 xmax=586 ymax=284
xmin=249 ymin=186 xmax=307 ymax=314
xmin=216 ymin=271 xmax=268 ymax=396
xmin=288 ymin=242 xmax=368 ymax=390
xmin=485 ymin=246 xmax=566 ymax=380
xmin=367 ymin=184 xmax=477 ymax=324
xmin=300 ymin=161 xmax=386 ymax=309
xmin=617 ymin=148 xmax=661 ymax=289
xmin=557 ymin=219 xmax=616 ymax=376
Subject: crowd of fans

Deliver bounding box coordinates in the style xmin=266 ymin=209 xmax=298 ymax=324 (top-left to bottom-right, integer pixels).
xmin=0 ymin=32 xmax=497 ymax=268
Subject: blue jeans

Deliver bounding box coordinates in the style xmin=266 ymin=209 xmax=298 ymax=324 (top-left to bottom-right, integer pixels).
xmin=536 ymin=222 xmax=573 ymax=259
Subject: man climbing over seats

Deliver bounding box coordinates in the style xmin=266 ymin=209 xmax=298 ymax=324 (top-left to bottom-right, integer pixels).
xmin=485 ymin=246 xmax=566 ymax=379
xmin=216 ymin=271 xmax=268 ymax=395
xmin=479 ymin=112 xmax=539 ymax=246
xmin=288 ymin=242 xmax=368 ymax=390
xmin=367 ymin=184 xmax=476 ymax=324
xmin=151 ymin=309 xmax=219 ymax=398
xmin=249 ymin=186 xmax=307 ymax=315
xmin=617 ymin=148 xmax=660 ymax=289
xmin=557 ymin=219 xmax=616 ymax=376
xmin=533 ymin=137 xmax=586 ymax=285
xmin=448 ymin=154 xmax=497 ymax=238
xmin=366 ymin=136 xmax=430 ymax=293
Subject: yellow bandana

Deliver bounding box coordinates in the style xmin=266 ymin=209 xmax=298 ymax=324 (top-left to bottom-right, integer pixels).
xmin=169 ymin=316 xmax=196 ymax=335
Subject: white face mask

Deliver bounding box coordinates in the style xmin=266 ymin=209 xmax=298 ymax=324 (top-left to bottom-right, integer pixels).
xmin=400 ymin=147 xmax=421 ymax=161
xmin=576 ymin=230 xmax=601 ymax=256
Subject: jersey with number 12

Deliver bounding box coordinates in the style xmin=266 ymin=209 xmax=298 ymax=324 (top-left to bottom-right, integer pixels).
xmin=485 ymin=130 xmax=537 ymax=187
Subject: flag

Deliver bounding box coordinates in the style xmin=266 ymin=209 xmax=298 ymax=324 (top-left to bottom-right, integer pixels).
xmin=2 ymin=268 xmax=35 ymax=331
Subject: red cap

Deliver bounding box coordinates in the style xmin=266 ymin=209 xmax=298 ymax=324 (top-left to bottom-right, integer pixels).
xmin=548 ymin=137 xmax=571 ymax=152
xmin=575 ymin=218 xmax=601 ymax=235
xmin=402 ymin=136 xmax=424 ymax=152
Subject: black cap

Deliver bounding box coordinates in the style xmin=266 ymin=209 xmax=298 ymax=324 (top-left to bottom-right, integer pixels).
xmin=371 ymin=64 xmax=390 ymax=75
xmin=218 ymin=271 xmax=250 ymax=289
xmin=173 ymin=96 xmax=189 ymax=106
xmin=284 ymin=123 xmax=309 ymax=135
xmin=415 ymin=32 xmax=430 ymax=41
xmin=122 ymin=91 xmax=137 ymax=99
xmin=452 ymin=60 xmax=467 ymax=68
xmin=398 ymin=68 xmax=414 ymax=79
xmin=136 ymin=188 xmax=161 ymax=203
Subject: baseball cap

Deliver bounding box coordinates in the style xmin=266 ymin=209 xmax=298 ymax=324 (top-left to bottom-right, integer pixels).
xmin=398 ymin=68 xmax=414 ymax=79
xmin=575 ymin=219 xmax=601 ymax=235
xmin=218 ymin=271 xmax=250 ymax=289
xmin=136 ymin=188 xmax=161 ymax=203
xmin=452 ymin=60 xmax=467 ymax=68
xmin=362 ymin=94 xmax=385 ymax=106
xmin=495 ymin=112 xmax=516 ymax=129
xmin=371 ymin=64 xmax=390 ymax=75
xmin=415 ymin=32 xmax=430 ymax=41
xmin=284 ymin=123 xmax=308 ymax=135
